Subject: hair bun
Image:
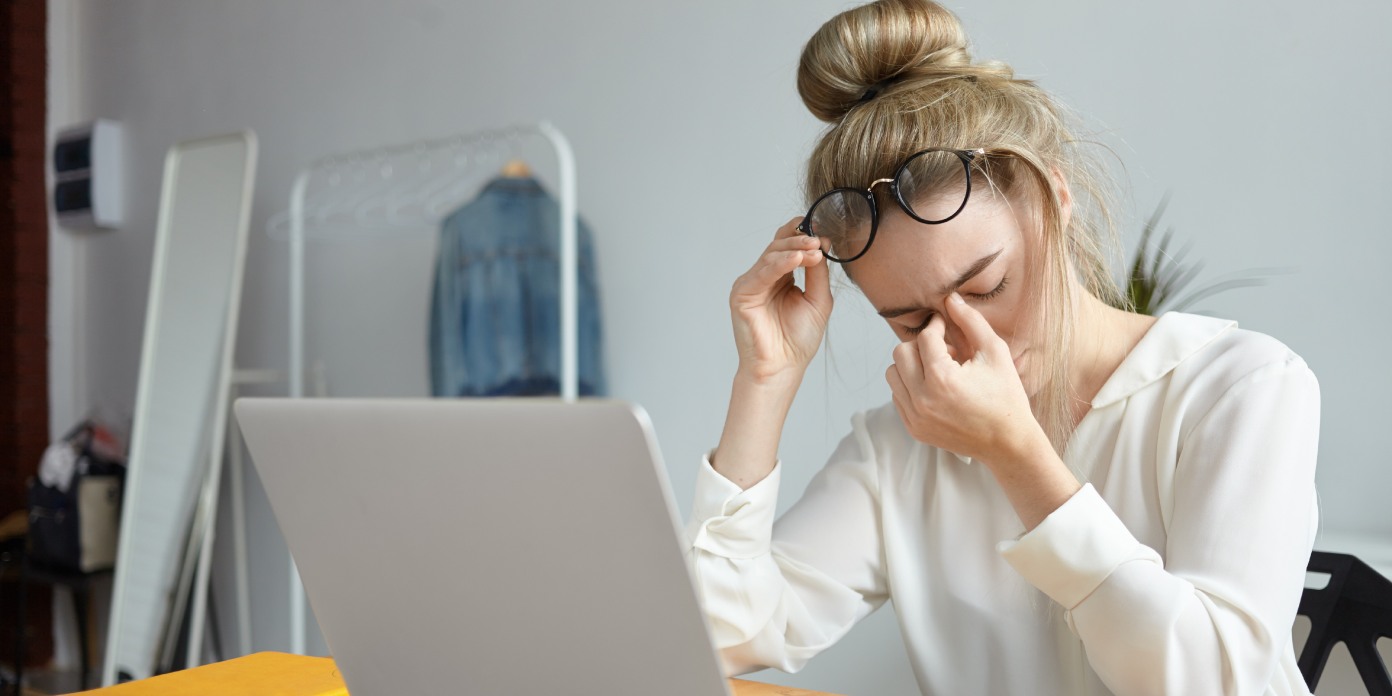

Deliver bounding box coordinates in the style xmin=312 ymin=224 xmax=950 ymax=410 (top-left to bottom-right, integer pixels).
xmin=797 ymin=0 xmax=1008 ymax=122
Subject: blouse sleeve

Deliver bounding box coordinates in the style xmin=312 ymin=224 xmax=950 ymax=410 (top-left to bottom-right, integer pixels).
xmin=998 ymin=354 xmax=1320 ymax=695
xmin=684 ymin=410 xmax=891 ymax=676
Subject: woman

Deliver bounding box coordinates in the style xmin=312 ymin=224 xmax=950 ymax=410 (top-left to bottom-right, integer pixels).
xmin=684 ymin=1 xmax=1320 ymax=694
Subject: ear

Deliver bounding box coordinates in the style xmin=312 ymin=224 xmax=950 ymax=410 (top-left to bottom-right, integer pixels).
xmin=1049 ymin=165 xmax=1073 ymax=230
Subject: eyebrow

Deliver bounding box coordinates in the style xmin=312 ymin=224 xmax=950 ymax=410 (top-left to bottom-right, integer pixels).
xmin=876 ymin=248 xmax=1005 ymax=319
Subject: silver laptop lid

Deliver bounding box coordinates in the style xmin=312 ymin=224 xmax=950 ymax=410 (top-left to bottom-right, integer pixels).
xmin=233 ymin=397 xmax=731 ymax=696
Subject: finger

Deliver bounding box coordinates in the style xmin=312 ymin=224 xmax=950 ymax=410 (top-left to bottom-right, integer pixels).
xmin=767 ymin=233 xmax=821 ymax=254
xmin=890 ymin=341 xmax=925 ymax=393
xmin=744 ymin=249 xmax=817 ymax=290
xmin=944 ymin=341 xmax=962 ymax=364
xmin=915 ymin=313 xmax=953 ymax=368
xmin=802 ymin=245 xmax=832 ymax=315
xmin=885 ymin=363 xmax=910 ymax=411
xmin=944 ymin=292 xmax=1009 ymax=362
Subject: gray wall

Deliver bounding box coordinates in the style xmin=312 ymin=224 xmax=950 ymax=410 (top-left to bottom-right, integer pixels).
xmin=47 ymin=1 xmax=1390 ymax=693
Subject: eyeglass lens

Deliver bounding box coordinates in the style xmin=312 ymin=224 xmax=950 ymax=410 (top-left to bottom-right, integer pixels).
xmin=806 ymin=149 xmax=969 ymax=263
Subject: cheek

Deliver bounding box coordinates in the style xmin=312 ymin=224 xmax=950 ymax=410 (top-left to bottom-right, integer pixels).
xmin=975 ymin=305 xmax=1023 ymax=347
xmin=983 ymin=275 xmax=1040 ymax=346
xmin=1016 ymin=352 xmax=1042 ymax=397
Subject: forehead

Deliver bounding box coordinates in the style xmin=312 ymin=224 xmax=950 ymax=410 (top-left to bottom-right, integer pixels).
xmin=849 ymin=197 xmax=1023 ymax=302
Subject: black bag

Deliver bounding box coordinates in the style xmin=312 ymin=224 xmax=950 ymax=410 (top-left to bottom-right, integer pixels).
xmin=26 ymin=423 xmax=126 ymax=572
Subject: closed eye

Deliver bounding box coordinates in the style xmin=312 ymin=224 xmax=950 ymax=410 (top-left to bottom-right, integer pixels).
xmin=969 ymin=274 xmax=1009 ymax=301
xmin=904 ymin=312 xmax=936 ymax=336
xmin=903 ymin=275 xmax=1009 ymax=336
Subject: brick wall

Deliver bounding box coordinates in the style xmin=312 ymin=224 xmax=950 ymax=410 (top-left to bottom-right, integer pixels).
xmin=1 ymin=0 xmax=56 ymax=669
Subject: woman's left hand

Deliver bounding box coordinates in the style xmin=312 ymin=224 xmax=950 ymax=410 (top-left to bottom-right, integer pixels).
xmin=885 ymin=292 xmax=1044 ymax=469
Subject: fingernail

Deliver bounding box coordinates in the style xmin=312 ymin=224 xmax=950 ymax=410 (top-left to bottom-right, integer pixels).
xmin=949 ymin=292 xmax=965 ymax=305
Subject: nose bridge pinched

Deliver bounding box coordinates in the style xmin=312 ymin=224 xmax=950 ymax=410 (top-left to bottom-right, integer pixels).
xmin=943 ymin=314 xmax=971 ymax=362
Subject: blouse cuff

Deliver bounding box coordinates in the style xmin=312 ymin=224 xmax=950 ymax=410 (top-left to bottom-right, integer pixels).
xmin=684 ymin=451 xmax=781 ymax=560
xmin=996 ymin=483 xmax=1162 ymax=609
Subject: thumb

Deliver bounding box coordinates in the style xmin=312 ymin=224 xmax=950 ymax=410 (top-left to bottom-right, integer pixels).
xmin=944 ymin=292 xmax=1007 ymax=363
xmin=803 ymin=249 xmax=833 ymax=317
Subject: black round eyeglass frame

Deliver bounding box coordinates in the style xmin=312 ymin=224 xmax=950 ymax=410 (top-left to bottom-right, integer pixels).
xmin=797 ymin=147 xmax=986 ymax=264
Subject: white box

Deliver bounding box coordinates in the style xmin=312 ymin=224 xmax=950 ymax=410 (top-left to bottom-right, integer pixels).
xmin=53 ymin=119 xmax=124 ymax=230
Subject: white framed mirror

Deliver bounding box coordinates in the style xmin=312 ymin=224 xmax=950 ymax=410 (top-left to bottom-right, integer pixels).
xmin=101 ymin=131 xmax=257 ymax=684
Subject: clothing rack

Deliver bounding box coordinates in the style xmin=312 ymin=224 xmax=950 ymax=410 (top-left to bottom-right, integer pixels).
xmin=274 ymin=122 xmax=579 ymax=655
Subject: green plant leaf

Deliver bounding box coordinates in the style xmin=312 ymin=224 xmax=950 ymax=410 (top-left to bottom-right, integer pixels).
xmin=1115 ymin=195 xmax=1285 ymax=316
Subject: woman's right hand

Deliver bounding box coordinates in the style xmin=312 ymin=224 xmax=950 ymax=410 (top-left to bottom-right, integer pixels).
xmin=729 ymin=217 xmax=834 ymax=387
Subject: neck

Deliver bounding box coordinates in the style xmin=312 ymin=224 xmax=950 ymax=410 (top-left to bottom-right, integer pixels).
xmin=1064 ymin=290 xmax=1148 ymax=426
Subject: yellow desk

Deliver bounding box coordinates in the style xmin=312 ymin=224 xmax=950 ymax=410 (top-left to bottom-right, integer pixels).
xmin=72 ymin=652 xmax=841 ymax=695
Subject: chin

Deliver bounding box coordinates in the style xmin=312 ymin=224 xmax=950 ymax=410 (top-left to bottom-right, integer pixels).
xmin=1013 ymin=355 xmax=1031 ymax=384
xmin=1019 ymin=371 xmax=1040 ymax=399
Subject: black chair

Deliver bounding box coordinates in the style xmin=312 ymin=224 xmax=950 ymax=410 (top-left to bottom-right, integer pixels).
xmin=1297 ymin=551 xmax=1392 ymax=694
xmin=0 ymin=535 xmax=22 ymax=696
xmin=0 ymin=535 xmax=111 ymax=695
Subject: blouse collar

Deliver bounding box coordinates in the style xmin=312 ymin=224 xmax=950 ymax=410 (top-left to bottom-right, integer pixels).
xmin=1089 ymin=311 xmax=1237 ymax=409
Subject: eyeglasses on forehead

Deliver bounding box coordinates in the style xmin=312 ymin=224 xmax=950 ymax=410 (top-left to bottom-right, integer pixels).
xmin=798 ymin=147 xmax=986 ymax=264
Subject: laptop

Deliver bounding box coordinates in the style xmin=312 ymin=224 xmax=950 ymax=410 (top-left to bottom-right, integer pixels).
xmin=233 ymin=397 xmax=733 ymax=696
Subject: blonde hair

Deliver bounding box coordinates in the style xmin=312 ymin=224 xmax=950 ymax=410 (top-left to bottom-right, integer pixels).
xmin=798 ymin=0 xmax=1128 ymax=455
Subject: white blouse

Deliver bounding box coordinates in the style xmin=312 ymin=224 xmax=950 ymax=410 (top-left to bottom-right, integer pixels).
xmin=685 ymin=311 xmax=1321 ymax=695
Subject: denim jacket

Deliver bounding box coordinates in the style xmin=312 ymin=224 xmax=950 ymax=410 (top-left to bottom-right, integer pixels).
xmin=429 ymin=175 xmax=605 ymax=397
